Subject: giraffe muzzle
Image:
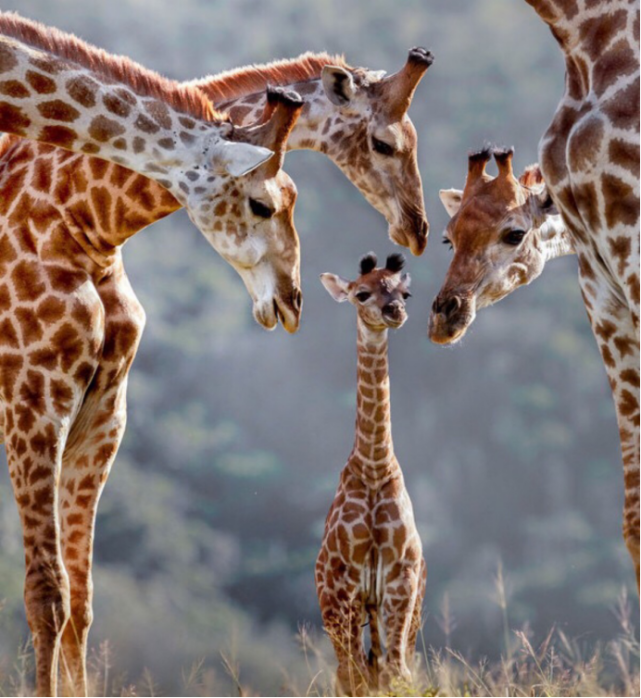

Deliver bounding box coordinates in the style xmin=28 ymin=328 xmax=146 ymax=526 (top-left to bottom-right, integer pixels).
xmin=389 ymin=214 xmax=428 ymax=256
xmin=428 ymin=292 xmax=476 ymax=344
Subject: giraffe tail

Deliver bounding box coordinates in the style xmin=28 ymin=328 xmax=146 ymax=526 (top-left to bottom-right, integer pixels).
xmin=366 ymin=548 xmax=382 ymax=689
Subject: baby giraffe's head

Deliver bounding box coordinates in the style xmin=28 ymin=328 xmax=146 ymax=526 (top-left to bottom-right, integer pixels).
xmin=320 ymin=252 xmax=411 ymax=331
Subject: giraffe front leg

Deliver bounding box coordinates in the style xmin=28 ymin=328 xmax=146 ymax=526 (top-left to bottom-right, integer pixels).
xmin=5 ymin=408 xmax=72 ymax=698
xmin=379 ymin=559 xmax=422 ymax=692
xmin=316 ymin=544 xmax=370 ymax=696
xmin=581 ymin=277 xmax=640 ymax=590
xmin=406 ymin=556 xmax=426 ymax=669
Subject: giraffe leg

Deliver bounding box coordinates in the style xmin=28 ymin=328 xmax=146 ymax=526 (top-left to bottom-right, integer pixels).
xmin=59 ymin=268 xmax=144 ymax=696
xmin=581 ymin=276 xmax=640 ymax=589
xmin=5 ymin=410 xmax=72 ymax=698
xmin=58 ymin=384 xmax=127 ymax=696
xmin=320 ymin=598 xmax=369 ymax=697
xmin=316 ymin=535 xmax=370 ymax=696
xmin=379 ymin=559 xmax=422 ymax=691
xmin=406 ymin=557 xmax=426 ymax=669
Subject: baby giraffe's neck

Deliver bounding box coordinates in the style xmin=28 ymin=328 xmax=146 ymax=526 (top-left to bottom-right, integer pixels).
xmin=350 ymin=315 xmax=398 ymax=488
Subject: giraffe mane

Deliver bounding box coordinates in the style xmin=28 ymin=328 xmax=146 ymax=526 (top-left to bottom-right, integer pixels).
xmin=0 ymin=11 xmax=227 ymax=123
xmin=190 ymin=51 xmax=356 ymax=103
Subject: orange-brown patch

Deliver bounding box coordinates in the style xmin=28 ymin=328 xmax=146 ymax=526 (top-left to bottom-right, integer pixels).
xmin=88 ymin=115 xmax=126 ymax=143
xmin=103 ymin=92 xmax=132 ymax=118
xmin=0 ymin=317 xmax=19 ymax=348
xmin=25 ymin=70 xmax=56 ymax=94
xmin=38 ymin=124 xmax=77 ymax=149
xmin=66 ymin=74 xmax=98 ymax=108
xmin=50 ymin=378 xmax=74 ymax=415
xmin=0 ymin=79 xmax=29 ymax=98
xmin=12 ymin=260 xmax=47 ymax=302
xmin=0 ymin=101 xmax=31 ymax=135
xmin=50 ymin=323 xmax=83 ymax=371
xmin=37 ymin=99 xmax=80 ymax=122
xmin=19 ymin=369 xmax=46 ymax=414
xmin=32 ymin=156 xmax=52 ymax=193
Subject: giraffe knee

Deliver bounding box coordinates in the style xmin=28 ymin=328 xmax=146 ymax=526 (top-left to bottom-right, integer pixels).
xmin=68 ymin=593 xmax=93 ymax=638
xmin=24 ymin=561 xmax=71 ymax=640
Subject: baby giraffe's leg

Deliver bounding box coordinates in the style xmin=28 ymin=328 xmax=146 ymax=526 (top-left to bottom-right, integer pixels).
xmin=375 ymin=482 xmax=423 ymax=691
xmin=406 ymin=557 xmax=426 ymax=668
xmin=316 ymin=523 xmax=371 ymax=694
xmin=59 ymin=269 xmax=144 ymax=696
xmin=321 ymin=595 xmax=369 ymax=697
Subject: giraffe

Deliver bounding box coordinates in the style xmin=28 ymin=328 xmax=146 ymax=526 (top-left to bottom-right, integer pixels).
xmin=0 ymin=14 xmax=308 ymax=697
xmin=193 ymin=47 xmax=434 ymax=256
xmin=0 ymin=12 xmax=305 ymax=330
xmin=430 ymin=147 xmax=573 ymax=343
xmin=429 ymin=0 xmax=640 ymax=588
xmin=316 ymin=253 xmax=426 ymax=696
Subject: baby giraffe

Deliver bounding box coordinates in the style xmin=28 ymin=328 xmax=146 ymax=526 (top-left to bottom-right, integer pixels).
xmin=316 ymin=253 xmax=426 ymax=696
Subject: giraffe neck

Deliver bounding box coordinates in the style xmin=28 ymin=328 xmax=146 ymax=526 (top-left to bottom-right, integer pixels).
xmin=525 ymin=0 xmax=635 ymax=56
xmin=349 ymin=316 xmax=398 ymax=487
xmin=0 ymin=31 xmax=222 ymax=208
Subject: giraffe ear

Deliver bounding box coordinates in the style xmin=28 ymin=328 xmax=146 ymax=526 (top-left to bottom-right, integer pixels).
xmin=321 ymin=66 xmax=356 ymax=106
xmin=320 ymin=273 xmax=350 ymax=302
xmin=439 ymin=188 xmax=463 ymax=218
xmin=214 ymin=140 xmax=274 ymax=177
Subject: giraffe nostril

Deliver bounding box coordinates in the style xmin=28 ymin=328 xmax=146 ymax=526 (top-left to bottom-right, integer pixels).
xmin=432 ymin=295 xmax=461 ymax=318
xmin=443 ymin=296 xmax=461 ymax=318
xmin=292 ymin=287 xmax=302 ymax=311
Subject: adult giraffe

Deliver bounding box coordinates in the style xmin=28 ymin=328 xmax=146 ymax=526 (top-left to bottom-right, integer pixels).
xmin=0 ymin=13 xmax=308 ymax=697
xmin=430 ymin=0 xmax=640 ymax=586
xmin=195 ymin=47 xmax=433 ymax=255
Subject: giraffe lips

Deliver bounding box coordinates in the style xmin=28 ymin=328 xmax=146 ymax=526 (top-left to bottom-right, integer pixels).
xmin=252 ymin=297 xmax=301 ymax=333
xmin=274 ymin=296 xmax=301 ymax=334
xmin=428 ymin=311 xmax=473 ymax=345
xmin=389 ymin=218 xmax=429 ymax=256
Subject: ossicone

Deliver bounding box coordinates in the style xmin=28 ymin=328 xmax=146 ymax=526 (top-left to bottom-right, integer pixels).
xmin=385 ymin=253 xmax=405 ymax=273
xmin=359 ymin=252 xmax=378 ymax=275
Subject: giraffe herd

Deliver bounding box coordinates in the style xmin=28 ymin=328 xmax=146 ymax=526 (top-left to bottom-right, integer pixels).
xmin=0 ymin=2 xmax=636 ymax=696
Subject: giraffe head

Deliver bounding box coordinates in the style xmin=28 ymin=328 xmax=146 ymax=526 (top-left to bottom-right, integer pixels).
xmin=321 ymin=48 xmax=433 ymax=256
xmin=428 ymin=146 xmax=572 ymax=345
xmin=320 ymin=252 xmax=411 ymax=331
xmin=193 ymin=87 xmax=304 ymax=333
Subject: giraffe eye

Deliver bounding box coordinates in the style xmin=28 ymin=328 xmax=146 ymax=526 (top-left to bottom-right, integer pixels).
xmin=355 ymin=291 xmax=371 ymax=302
xmin=503 ymin=229 xmax=527 ymax=246
xmin=249 ymin=198 xmax=274 ymax=218
xmin=402 ymin=291 xmax=412 ymax=300
xmin=371 ymin=137 xmax=394 ymax=157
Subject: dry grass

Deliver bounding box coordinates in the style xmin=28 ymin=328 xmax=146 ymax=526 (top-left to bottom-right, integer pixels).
xmin=0 ymin=590 xmax=638 ymax=697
